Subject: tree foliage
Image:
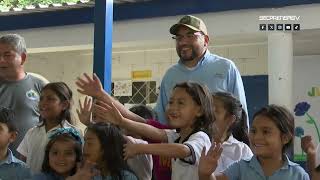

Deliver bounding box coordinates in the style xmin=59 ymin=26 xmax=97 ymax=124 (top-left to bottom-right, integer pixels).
xmin=0 ymin=0 xmax=80 ymax=10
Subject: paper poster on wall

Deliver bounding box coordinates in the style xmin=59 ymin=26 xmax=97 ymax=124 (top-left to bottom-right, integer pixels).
xmin=113 ymin=80 xmax=132 ymax=96
xmin=293 ymin=56 xmax=320 ymax=161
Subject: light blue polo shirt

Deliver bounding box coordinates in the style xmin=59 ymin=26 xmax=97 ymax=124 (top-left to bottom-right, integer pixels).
xmin=223 ymin=155 xmax=309 ymax=180
xmin=0 ymin=149 xmax=31 ymax=180
xmin=154 ymin=50 xmax=248 ymax=127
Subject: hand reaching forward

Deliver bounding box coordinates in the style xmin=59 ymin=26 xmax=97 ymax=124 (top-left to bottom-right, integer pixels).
xmin=76 ymin=96 xmax=93 ymax=126
xmin=198 ymin=142 xmax=223 ymax=177
xmin=123 ymin=141 xmax=139 ymax=160
xmin=93 ymin=100 xmax=125 ymax=126
xmin=66 ymin=161 xmax=100 ymax=180
xmin=301 ymin=136 xmax=316 ymax=155
xmin=76 ymin=73 xmax=103 ymax=98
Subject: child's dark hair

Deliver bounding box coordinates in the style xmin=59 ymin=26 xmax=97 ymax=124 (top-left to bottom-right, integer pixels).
xmin=173 ymin=81 xmax=215 ymax=139
xmin=213 ymin=92 xmax=249 ymax=145
xmin=42 ymin=133 xmax=82 ymax=176
xmin=129 ymin=104 xmax=156 ymax=120
xmin=0 ymin=107 xmax=17 ymax=132
xmin=85 ymin=123 xmax=136 ymax=180
xmin=39 ymin=82 xmax=73 ymax=126
xmin=252 ymin=104 xmax=294 ymax=153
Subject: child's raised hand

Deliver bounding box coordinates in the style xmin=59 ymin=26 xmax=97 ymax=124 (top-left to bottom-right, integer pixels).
xmin=76 ymin=96 xmax=93 ymax=126
xmin=301 ymin=136 xmax=316 ymax=155
xmin=76 ymin=73 xmax=103 ymax=98
xmin=66 ymin=161 xmax=100 ymax=180
xmin=198 ymin=142 xmax=223 ymax=177
xmin=93 ymin=100 xmax=124 ymax=125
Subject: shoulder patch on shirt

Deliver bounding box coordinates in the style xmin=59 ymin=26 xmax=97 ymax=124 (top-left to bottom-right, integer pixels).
xmin=26 ymin=89 xmax=40 ymax=101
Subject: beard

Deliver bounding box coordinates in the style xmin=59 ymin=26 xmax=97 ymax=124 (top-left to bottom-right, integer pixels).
xmin=177 ymin=45 xmax=200 ymax=62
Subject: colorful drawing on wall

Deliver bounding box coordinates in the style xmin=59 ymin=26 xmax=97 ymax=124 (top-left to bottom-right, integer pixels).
xmin=308 ymin=87 xmax=320 ymax=97
xmin=293 ymin=56 xmax=320 ymax=162
xmin=113 ymin=80 xmax=132 ymax=97
xmin=294 ymin=126 xmax=305 ymax=157
xmin=294 ymin=101 xmax=320 ymax=161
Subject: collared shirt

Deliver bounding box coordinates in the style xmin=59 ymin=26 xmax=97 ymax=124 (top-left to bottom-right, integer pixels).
xmin=93 ymin=170 xmax=138 ymax=180
xmin=32 ymin=172 xmax=64 ymax=180
xmin=215 ymin=135 xmax=253 ymax=173
xmin=33 ymin=171 xmax=137 ymax=180
xmin=154 ymin=50 xmax=248 ymax=127
xmin=223 ymin=155 xmax=310 ymax=180
xmin=17 ymin=120 xmax=81 ymax=174
xmin=166 ymin=130 xmax=211 ymax=180
xmin=0 ymin=149 xmax=31 ymax=180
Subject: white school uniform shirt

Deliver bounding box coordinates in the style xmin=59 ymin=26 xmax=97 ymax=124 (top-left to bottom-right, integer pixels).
xmin=165 ymin=130 xmax=211 ymax=180
xmin=17 ymin=120 xmax=81 ymax=174
xmin=214 ymin=135 xmax=253 ymax=173
xmin=127 ymin=136 xmax=153 ymax=180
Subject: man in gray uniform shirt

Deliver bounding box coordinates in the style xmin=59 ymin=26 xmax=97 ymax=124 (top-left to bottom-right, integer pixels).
xmin=0 ymin=34 xmax=47 ymax=156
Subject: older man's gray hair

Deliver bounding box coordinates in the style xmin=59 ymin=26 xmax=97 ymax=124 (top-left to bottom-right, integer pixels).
xmin=0 ymin=34 xmax=27 ymax=54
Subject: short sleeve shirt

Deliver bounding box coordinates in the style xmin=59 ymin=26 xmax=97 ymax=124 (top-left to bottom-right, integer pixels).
xmin=165 ymin=130 xmax=211 ymax=180
xmin=223 ymin=155 xmax=310 ymax=180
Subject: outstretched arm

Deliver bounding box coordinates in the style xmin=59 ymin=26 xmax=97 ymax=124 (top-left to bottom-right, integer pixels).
xmin=76 ymin=73 xmax=146 ymax=123
xmin=123 ymin=143 xmax=191 ymax=160
xmin=93 ymin=100 xmax=168 ymax=142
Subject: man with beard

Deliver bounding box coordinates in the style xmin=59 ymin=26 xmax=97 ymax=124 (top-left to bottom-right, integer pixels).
xmin=154 ymin=15 xmax=248 ymax=128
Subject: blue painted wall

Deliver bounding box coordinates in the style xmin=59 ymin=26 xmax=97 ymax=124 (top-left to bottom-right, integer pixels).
xmin=242 ymin=75 xmax=268 ymax=125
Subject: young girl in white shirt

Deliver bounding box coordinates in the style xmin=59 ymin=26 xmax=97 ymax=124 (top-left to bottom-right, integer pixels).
xmin=17 ymin=82 xmax=81 ymax=174
xmin=212 ymin=92 xmax=253 ymax=173
xmin=91 ymin=81 xmax=214 ymax=180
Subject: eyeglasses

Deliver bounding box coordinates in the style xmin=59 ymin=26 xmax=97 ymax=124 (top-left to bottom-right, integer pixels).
xmin=172 ymin=31 xmax=204 ymax=42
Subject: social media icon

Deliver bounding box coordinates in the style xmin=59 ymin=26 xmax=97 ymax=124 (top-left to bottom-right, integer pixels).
xmin=293 ymin=24 xmax=300 ymax=31
xmin=259 ymin=24 xmax=267 ymax=31
xmin=276 ymin=24 xmax=283 ymax=30
xmin=268 ymin=24 xmax=275 ymax=31
xmin=285 ymin=24 xmax=292 ymax=31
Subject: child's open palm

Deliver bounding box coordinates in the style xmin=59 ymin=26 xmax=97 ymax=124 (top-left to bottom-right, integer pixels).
xmin=76 ymin=96 xmax=93 ymax=126
xmin=93 ymin=100 xmax=124 ymax=125
xmin=76 ymin=73 xmax=103 ymax=98
xmin=199 ymin=143 xmax=223 ymax=177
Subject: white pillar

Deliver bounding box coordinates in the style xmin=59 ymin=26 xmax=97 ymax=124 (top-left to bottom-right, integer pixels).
xmin=268 ymin=32 xmax=293 ymax=109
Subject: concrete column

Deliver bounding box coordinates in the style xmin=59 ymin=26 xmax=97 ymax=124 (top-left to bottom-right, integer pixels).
xmin=268 ymin=32 xmax=293 ymax=109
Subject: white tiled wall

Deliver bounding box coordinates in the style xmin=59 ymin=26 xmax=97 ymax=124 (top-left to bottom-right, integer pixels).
xmin=24 ymin=43 xmax=268 ymax=130
xmin=26 ymin=43 xmax=268 ymax=84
